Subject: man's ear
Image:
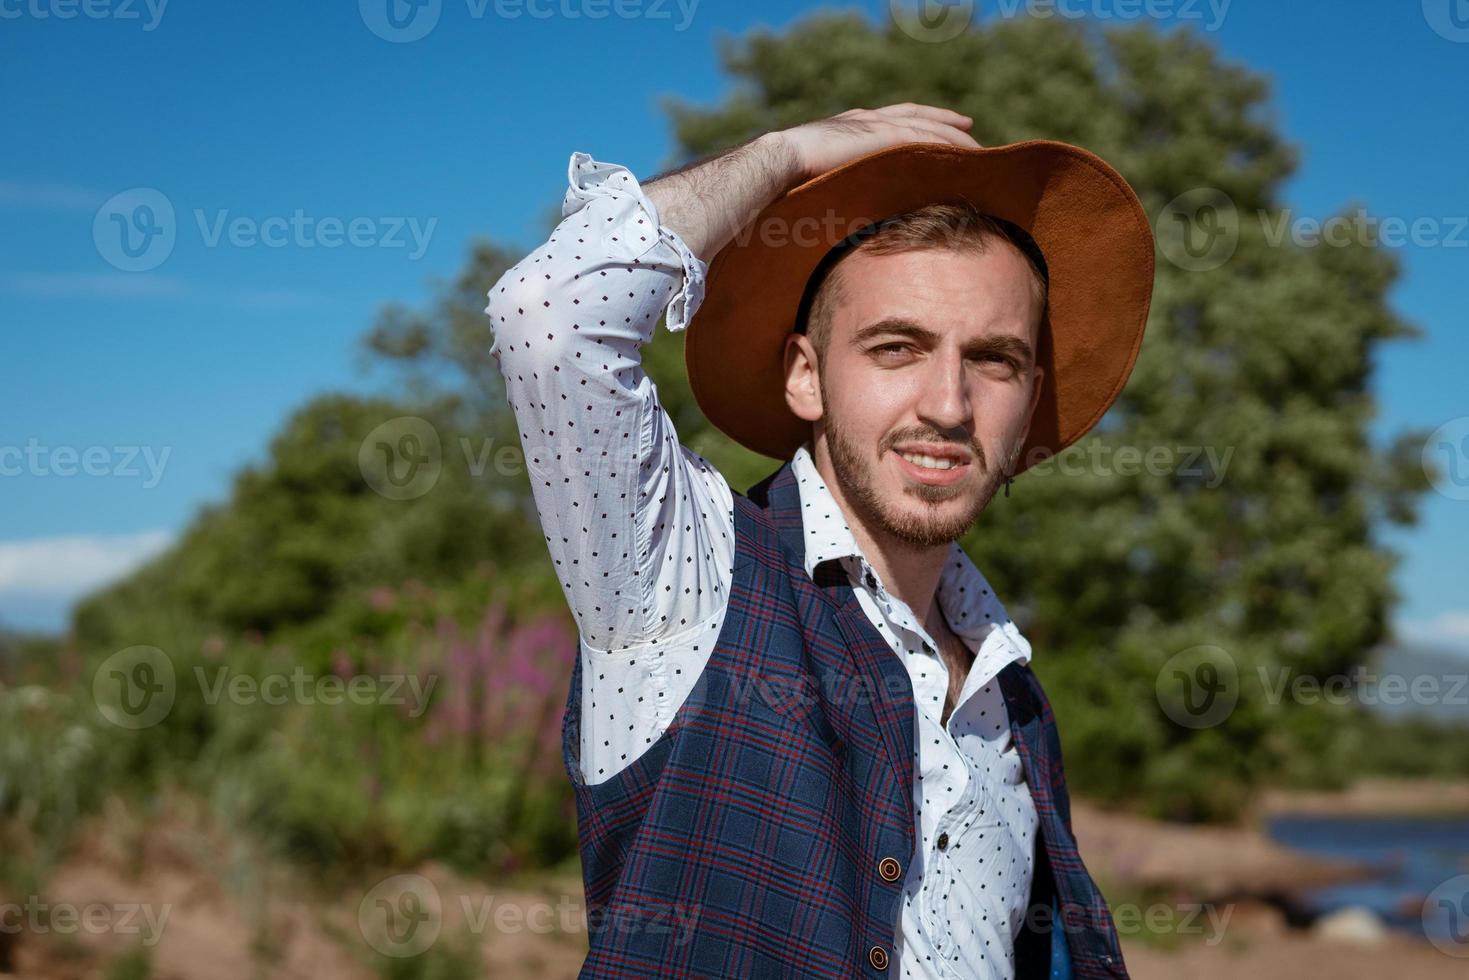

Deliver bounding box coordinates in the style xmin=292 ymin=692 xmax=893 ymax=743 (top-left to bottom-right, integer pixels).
xmin=783 ymin=333 xmax=824 ymax=423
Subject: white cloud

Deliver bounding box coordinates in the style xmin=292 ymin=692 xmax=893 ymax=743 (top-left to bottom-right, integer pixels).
xmin=0 ymin=530 xmax=174 ymax=595
xmin=1397 ymin=611 xmax=1469 ymax=656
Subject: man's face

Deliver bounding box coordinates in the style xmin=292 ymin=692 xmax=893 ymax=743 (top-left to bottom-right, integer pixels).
xmin=784 ymin=243 xmax=1046 ymax=549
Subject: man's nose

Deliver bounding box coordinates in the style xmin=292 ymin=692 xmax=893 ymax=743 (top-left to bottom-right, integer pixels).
xmin=914 ymin=352 xmax=971 ymax=431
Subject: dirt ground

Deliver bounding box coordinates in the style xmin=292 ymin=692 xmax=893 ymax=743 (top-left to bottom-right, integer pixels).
xmin=6 ymin=787 xmax=1467 ymax=979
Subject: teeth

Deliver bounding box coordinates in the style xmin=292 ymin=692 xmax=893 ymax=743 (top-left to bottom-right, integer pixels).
xmin=898 ymin=452 xmax=957 ymax=471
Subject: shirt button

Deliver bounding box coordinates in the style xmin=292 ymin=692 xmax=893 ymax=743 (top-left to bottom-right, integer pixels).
xmin=877 ymin=857 xmax=902 ymax=882
xmin=868 ymin=945 xmax=889 ymax=971
xmin=936 ymin=832 xmax=949 ymax=850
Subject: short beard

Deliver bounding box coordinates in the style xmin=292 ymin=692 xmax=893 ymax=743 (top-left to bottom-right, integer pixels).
xmin=821 ymin=388 xmax=1005 ymax=549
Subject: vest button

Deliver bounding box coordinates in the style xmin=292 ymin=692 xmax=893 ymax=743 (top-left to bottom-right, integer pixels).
xmin=877 ymin=857 xmax=902 ymax=882
xmin=936 ymin=832 xmax=949 ymax=850
xmin=868 ymin=945 xmax=889 ymax=970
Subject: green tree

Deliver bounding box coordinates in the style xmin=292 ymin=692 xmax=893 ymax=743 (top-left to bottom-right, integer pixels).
xmin=177 ymin=12 xmax=1431 ymax=820
xmin=74 ymin=392 xmax=560 ymax=655
xmin=654 ymin=13 xmax=1427 ymax=818
xmin=71 ymin=12 xmax=1431 ymax=823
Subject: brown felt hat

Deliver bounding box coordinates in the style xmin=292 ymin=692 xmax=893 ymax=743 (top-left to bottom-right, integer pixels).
xmin=684 ymin=139 xmax=1155 ymax=472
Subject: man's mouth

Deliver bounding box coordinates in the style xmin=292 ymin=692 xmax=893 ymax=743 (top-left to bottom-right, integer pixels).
xmin=891 ymin=444 xmax=974 ymax=486
xmin=896 ymin=450 xmax=960 ymax=471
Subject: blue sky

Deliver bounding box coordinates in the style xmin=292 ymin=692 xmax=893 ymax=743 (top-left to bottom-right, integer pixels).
xmin=2 ymin=0 xmax=1466 ymax=649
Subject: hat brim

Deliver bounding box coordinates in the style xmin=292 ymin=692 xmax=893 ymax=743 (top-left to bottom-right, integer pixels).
xmin=684 ymin=139 xmax=1155 ymax=473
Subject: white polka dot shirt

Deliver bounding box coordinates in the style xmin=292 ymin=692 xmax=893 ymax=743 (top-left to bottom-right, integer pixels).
xmin=486 ymin=152 xmax=1038 ymax=980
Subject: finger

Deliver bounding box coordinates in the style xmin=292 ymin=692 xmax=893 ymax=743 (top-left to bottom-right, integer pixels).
xmin=869 ymin=103 xmax=973 ymax=128
xmin=878 ymin=117 xmax=982 ymax=150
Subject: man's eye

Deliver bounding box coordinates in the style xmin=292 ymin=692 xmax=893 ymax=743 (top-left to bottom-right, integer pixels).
xmin=873 ymin=344 xmax=909 ymax=355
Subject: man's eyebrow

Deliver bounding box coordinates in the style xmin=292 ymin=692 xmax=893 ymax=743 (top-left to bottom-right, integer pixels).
xmin=851 ymin=317 xmax=1035 ymax=365
xmin=851 ymin=318 xmax=940 ymax=347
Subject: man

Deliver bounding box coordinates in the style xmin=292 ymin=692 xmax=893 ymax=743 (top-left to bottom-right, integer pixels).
xmin=486 ymin=103 xmax=1153 ymax=979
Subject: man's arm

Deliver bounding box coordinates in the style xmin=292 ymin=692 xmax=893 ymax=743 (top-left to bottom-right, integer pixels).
xmin=646 ymin=104 xmax=979 ymax=263
xmin=486 ymin=153 xmax=724 ymax=654
xmin=485 ymin=104 xmax=979 ymax=656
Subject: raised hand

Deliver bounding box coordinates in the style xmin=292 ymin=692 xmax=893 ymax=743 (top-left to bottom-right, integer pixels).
xmin=776 ymin=103 xmax=981 ymax=182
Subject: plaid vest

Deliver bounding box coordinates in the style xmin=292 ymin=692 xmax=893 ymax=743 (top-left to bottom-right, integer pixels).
xmin=562 ymin=460 xmax=1127 ymax=979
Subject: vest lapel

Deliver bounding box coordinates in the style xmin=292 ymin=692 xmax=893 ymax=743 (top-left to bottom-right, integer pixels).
xmin=747 ymin=461 xmax=919 ymax=835
xmin=744 ymin=459 xmax=808 ymax=557
xmin=998 ymin=663 xmax=1053 ymax=817
xmin=829 ymin=600 xmax=918 ymax=831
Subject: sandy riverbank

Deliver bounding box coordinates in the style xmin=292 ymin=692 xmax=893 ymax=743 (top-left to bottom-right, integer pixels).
xmin=7 ymin=781 xmax=1467 ymax=979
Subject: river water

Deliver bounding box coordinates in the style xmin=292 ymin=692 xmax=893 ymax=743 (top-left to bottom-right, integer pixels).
xmin=1267 ymin=813 xmax=1469 ymax=947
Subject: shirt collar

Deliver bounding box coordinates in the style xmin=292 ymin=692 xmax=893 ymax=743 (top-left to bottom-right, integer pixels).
xmin=788 ymin=443 xmax=1027 ymax=659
